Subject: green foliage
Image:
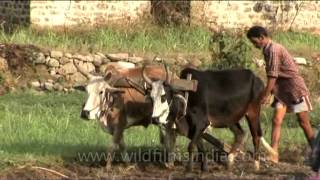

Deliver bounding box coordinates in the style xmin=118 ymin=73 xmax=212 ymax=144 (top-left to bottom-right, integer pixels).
xmin=208 ymin=31 xmax=255 ymax=70
xmin=310 ymin=104 xmax=320 ymax=127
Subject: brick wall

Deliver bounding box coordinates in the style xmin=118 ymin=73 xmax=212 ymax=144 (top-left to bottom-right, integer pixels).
xmin=0 ymin=0 xmax=319 ymax=33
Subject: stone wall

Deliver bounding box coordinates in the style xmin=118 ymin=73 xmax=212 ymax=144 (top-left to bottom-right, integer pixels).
xmin=0 ymin=44 xmax=319 ymax=94
xmin=0 ymin=1 xmax=319 ymax=32
xmin=0 ymin=44 xmax=200 ymax=92
xmin=0 ymin=1 xmax=150 ymax=27
xmin=191 ymin=1 xmax=320 ymax=32
xmin=29 ymin=1 xmax=150 ymax=27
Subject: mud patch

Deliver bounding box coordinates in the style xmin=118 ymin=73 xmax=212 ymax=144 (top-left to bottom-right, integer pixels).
xmin=0 ymin=44 xmax=51 ymax=93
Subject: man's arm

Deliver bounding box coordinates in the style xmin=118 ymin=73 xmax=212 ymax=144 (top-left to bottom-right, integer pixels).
xmin=261 ymin=44 xmax=280 ymax=104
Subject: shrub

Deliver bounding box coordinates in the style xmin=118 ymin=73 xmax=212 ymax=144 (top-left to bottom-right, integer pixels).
xmin=207 ymin=31 xmax=255 ymax=70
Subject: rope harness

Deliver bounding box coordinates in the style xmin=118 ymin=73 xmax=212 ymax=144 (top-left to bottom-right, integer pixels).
xmin=98 ymin=76 xmax=149 ymax=123
xmin=96 ymin=75 xmax=188 ymax=128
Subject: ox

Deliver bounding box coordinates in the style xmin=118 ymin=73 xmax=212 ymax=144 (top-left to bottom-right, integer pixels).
xmin=143 ymin=67 xmax=275 ymax=172
xmin=74 ymin=61 xmax=184 ymax=168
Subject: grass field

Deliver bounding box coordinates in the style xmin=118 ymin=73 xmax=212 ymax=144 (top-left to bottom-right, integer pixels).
xmin=1 ymin=24 xmax=320 ymax=56
xmin=0 ymin=90 xmax=316 ymax=170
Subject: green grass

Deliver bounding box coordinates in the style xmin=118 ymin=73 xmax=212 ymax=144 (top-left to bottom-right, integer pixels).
xmin=0 ymin=90 xmax=167 ymax=168
xmin=1 ymin=24 xmax=319 ymax=57
xmin=0 ymin=91 xmax=317 ymax=170
xmin=273 ymin=31 xmax=320 ymax=54
xmin=0 ymin=24 xmax=211 ymax=55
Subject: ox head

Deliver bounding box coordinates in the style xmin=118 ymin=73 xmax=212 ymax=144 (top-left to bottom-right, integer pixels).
xmin=74 ymin=61 xmax=124 ymax=120
xmin=142 ymin=65 xmax=187 ymax=125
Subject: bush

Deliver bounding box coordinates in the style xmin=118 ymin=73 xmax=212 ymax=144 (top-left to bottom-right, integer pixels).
xmin=207 ymin=31 xmax=255 ymax=70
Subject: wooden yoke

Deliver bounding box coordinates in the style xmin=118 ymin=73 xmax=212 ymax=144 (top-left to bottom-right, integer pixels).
xmin=170 ymin=77 xmax=197 ymax=92
xmin=112 ymin=74 xmax=198 ymax=92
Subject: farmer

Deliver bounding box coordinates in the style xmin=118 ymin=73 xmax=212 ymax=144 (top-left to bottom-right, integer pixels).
xmin=246 ymin=26 xmax=315 ymax=163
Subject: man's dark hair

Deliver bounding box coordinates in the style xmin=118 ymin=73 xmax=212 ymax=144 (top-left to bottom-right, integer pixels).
xmin=247 ymin=26 xmax=269 ymax=39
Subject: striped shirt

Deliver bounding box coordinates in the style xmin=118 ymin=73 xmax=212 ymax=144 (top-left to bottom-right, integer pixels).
xmin=263 ymin=41 xmax=309 ymax=106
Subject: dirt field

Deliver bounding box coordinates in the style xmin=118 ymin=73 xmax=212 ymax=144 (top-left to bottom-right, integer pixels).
xmin=0 ymin=161 xmax=315 ymax=180
xmin=0 ymin=150 xmax=317 ymax=180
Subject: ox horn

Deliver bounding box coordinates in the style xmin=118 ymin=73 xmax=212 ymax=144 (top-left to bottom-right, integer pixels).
xmin=142 ymin=65 xmax=153 ymax=85
xmin=105 ymin=84 xmax=124 ymax=93
xmin=174 ymin=94 xmax=187 ymax=116
xmin=73 ymin=60 xmax=94 ymax=80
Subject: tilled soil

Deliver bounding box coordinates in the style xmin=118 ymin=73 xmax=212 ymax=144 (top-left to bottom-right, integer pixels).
xmin=0 ymin=156 xmax=317 ymax=180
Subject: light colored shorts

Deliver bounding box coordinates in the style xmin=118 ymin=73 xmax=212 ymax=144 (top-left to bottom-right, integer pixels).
xmin=272 ymin=96 xmax=313 ymax=113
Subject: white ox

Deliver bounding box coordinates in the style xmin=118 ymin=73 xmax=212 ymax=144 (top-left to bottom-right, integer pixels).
xmin=75 ymin=61 xmax=184 ymax=168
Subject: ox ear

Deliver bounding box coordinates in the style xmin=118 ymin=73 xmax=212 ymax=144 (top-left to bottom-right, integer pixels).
xmin=171 ymin=87 xmax=180 ymax=94
xmin=104 ymin=71 xmax=112 ymax=82
xmin=74 ymin=85 xmax=86 ymax=92
xmin=163 ymin=80 xmax=172 ymax=88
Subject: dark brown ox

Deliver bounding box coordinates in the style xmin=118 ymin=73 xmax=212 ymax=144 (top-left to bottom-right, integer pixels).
xmin=143 ymin=67 xmax=276 ymax=172
xmin=74 ymin=61 xmax=183 ymax=168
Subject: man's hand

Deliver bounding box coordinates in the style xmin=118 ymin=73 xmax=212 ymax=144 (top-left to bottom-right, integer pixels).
xmin=259 ymin=89 xmax=272 ymax=105
xmin=260 ymin=77 xmax=276 ymax=105
xmin=260 ymin=93 xmax=271 ymax=105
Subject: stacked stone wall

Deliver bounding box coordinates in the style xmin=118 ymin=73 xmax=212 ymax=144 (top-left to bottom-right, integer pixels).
xmin=191 ymin=1 xmax=320 ymax=32
xmin=29 ymin=1 xmax=150 ymax=27
xmin=1 ymin=1 xmax=319 ymax=32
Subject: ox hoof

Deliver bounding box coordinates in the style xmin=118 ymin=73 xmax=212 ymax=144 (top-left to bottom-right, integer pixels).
xmin=226 ymin=162 xmax=233 ymax=170
xmin=122 ymin=161 xmax=131 ymax=168
xmin=185 ymin=164 xmax=193 ymax=172
xmin=201 ymin=163 xmax=209 ymax=172
xmin=254 ymin=160 xmax=260 ymax=171
xmin=164 ymin=162 xmax=175 ymax=170
xmin=105 ymin=163 xmax=112 ymax=171
xmin=267 ymin=152 xmax=279 ymax=164
xmin=227 ymin=153 xmax=235 ymax=169
xmin=125 ymin=165 xmax=136 ymax=171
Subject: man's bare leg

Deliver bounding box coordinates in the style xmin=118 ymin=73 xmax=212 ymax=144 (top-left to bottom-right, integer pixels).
xmin=270 ymin=105 xmax=287 ymax=163
xmin=297 ymin=111 xmax=315 ymax=148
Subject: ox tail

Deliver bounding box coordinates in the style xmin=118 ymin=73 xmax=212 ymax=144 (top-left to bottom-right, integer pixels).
xmin=251 ymin=75 xmax=265 ymax=102
xmin=260 ymin=137 xmax=278 ymax=156
xmin=251 ymin=74 xmax=277 ymax=156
